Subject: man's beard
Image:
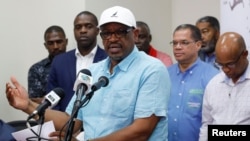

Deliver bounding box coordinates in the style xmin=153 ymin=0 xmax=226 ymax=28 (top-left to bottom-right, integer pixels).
xmin=201 ymin=39 xmax=216 ymax=54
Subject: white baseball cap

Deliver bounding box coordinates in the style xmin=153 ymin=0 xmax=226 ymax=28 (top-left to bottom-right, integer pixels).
xmin=99 ymin=6 xmax=136 ymax=27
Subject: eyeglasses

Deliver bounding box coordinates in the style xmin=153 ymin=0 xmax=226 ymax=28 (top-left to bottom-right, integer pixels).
xmin=214 ymin=50 xmax=244 ymax=69
xmin=100 ymin=27 xmax=133 ymax=40
xmin=170 ymin=40 xmax=196 ymax=48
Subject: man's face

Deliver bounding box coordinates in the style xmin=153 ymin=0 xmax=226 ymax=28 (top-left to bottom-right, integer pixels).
xmin=44 ymin=31 xmax=67 ymax=58
xmin=196 ymin=22 xmax=219 ymax=54
xmin=215 ymin=36 xmax=247 ymax=83
xmin=100 ymin=23 xmax=137 ymax=63
xmin=172 ymin=29 xmax=200 ymax=64
xmin=135 ymin=25 xmax=151 ymax=53
xmin=74 ymin=14 xmax=99 ymax=50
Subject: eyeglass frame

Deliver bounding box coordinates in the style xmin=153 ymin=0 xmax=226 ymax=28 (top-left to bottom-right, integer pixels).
xmin=214 ymin=50 xmax=245 ymax=69
xmin=169 ymin=40 xmax=197 ymax=48
xmin=100 ymin=27 xmax=134 ymax=40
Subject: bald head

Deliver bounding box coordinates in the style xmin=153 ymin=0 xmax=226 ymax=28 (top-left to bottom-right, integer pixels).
xmin=215 ymin=32 xmax=248 ymax=83
xmin=216 ymin=32 xmax=246 ymax=59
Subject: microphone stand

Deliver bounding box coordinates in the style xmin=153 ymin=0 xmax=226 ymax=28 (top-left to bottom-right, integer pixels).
xmin=37 ymin=111 xmax=45 ymax=141
xmin=64 ymin=91 xmax=94 ymax=141
xmin=37 ymin=110 xmax=45 ymax=125
xmin=26 ymin=109 xmax=45 ymax=141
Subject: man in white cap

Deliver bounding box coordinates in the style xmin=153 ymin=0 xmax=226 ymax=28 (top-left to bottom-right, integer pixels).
xmin=5 ymin=6 xmax=170 ymax=141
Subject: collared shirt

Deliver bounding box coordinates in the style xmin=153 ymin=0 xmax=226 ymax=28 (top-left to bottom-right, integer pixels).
xmin=148 ymin=45 xmax=173 ymax=67
xmin=66 ymin=47 xmax=171 ymax=141
xmin=204 ymin=53 xmax=216 ymax=66
xmin=75 ymin=45 xmax=97 ymax=74
xmin=167 ymin=59 xmax=219 ymax=141
xmin=28 ymin=57 xmax=52 ymax=98
xmin=198 ymin=50 xmax=218 ymax=69
xmin=199 ymin=64 xmax=250 ymax=141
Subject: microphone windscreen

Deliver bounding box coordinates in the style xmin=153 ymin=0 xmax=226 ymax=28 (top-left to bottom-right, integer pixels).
xmin=99 ymin=76 xmax=109 ymax=87
xmin=53 ymin=87 xmax=65 ymax=99
xmin=73 ymin=69 xmax=93 ymax=92
xmin=78 ymin=69 xmax=92 ymax=76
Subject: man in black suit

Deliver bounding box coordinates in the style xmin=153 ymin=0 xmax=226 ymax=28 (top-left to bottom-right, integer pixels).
xmin=47 ymin=11 xmax=107 ymax=112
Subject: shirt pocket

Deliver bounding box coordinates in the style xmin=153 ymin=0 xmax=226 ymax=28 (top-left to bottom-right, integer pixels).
xmin=185 ymin=94 xmax=203 ymax=118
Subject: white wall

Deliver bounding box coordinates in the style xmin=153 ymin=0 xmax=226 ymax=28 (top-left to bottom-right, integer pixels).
xmin=0 ymin=0 xmax=219 ymax=122
xmin=171 ymin=0 xmax=220 ymax=30
xmin=220 ymin=0 xmax=250 ymax=51
xmin=0 ymin=0 xmax=85 ymax=121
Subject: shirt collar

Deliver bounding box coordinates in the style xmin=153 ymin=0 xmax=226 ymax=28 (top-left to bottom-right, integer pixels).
xmin=104 ymin=46 xmax=138 ymax=73
xmin=75 ymin=45 xmax=98 ymax=57
xmin=44 ymin=57 xmax=52 ymax=66
xmin=176 ymin=58 xmax=201 ymax=74
xmin=148 ymin=45 xmax=157 ymax=57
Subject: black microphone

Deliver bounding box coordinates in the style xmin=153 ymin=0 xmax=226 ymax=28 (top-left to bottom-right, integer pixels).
xmin=28 ymin=87 xmax=65 ymax=120
xmin=91 ymin=76 xmax=109 ymax=91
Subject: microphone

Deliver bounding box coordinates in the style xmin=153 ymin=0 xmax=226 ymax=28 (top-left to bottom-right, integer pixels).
xmin=64 ymin=69 xmax=92 ymax=141
xmin=73 ymin=69 xmax=92 ymax=106
xmin=73 ymin=69 xmax=93 ymax=93
xmin=28 ymin=87 xmax=65 ymax=120
xmin=91 ymin=76 xmax=109 ymax=91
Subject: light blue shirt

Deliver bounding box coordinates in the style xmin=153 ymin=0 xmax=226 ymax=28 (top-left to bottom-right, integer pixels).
xmin=66 ymin=47 xmax=171 ymax=141
xmin=167 ymin=59 xmax=219 ymax=141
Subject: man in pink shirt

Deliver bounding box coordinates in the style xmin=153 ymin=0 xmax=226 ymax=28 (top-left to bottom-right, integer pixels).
xmin=135 ymin=21 xmax=173 ymax=67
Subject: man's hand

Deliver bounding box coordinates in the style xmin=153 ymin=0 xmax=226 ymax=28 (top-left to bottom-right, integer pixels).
xmin=5 ymin=76 xmax=30 ymax=111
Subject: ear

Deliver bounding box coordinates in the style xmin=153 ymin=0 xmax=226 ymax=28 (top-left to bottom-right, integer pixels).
xmin=243 ymin=50 xmax=248 ymax=58
xmin=196 ymin=40 xmax=202 ymax=51
xmin=65 ymin=38 xmax=68 ymax=46
xmin=215 ymin=30 xmax=220 ymax=40
xmin=149 ymin=34 xmax=152 ymax=43
xmin=95 ymin=27 xmax=100 ymax=36
xmin=133 ymin=28 xmax=139 ymax=41
xmin=44 ymin=42 xmax=48 ymax=50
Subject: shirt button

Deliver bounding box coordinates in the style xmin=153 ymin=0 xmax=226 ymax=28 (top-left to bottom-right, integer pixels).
xmin=174 ymin=132 xmax=177 ymax=135
xmin=174 ymin=118 xmax=177 ymax=121
xmin=181 ymin=81 xmax=184 ymax=84
xmin=179 ymin=93 xmax=182 ymax=96
xmin=176 ymin=105 xmax=179 ymax=108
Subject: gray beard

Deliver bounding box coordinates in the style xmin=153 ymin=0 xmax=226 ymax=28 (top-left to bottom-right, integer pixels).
xmin=201 ymin=40 xmax=216 ymax=54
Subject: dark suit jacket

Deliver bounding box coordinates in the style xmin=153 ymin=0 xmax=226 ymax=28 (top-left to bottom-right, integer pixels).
xmin=0 ymin=120 xmax=16 ymax=141
xmin=47 ymin=46 xmax=107 ymax=111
